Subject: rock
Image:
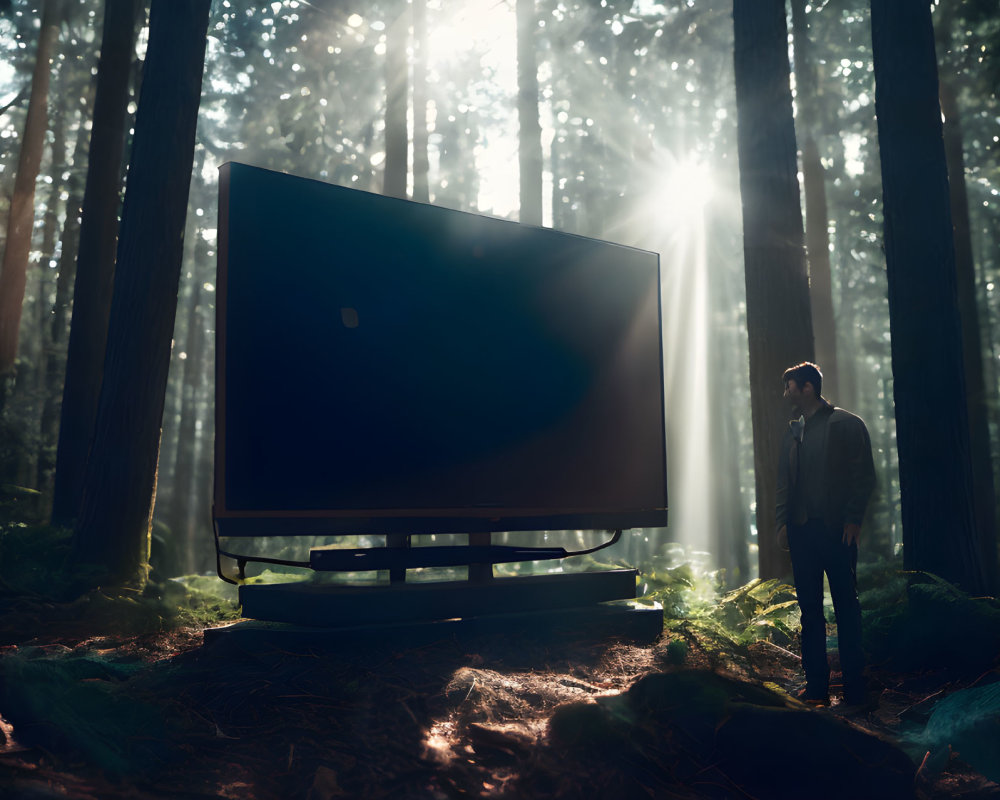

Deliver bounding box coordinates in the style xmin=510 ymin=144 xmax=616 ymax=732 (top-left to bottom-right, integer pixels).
xmin=540 ymin=670 xmax=916 ymax=800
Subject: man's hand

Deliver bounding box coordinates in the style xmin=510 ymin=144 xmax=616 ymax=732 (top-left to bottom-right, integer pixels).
xmin=842 ymin=523 xmax=861 ymax=546
xmin=777 ymin=525 xmax=788 ymax=551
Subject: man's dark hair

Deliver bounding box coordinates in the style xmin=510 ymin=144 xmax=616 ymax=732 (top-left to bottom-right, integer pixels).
xmin=783 ymin=362 xmax=823 ymax=396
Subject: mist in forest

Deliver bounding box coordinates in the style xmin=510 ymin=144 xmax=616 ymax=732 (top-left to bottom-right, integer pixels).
xmin=0 ymin=0 xmax=998 ymax=583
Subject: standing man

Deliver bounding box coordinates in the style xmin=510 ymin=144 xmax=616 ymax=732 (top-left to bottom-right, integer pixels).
xmin=776 ymin=362 xmax=876 ymax=709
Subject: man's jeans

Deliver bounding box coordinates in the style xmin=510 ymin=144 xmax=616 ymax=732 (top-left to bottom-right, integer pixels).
xmin=787 ymin=519 xmax=865 ymax=698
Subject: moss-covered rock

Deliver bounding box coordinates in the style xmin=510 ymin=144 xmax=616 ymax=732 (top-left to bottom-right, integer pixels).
xmin=541 ymin=670 xmax=915 ymax=800
xmin=0 ymin=652 xmax=173 ymax=777
xmin=863 ymin=572 xmax=1000 ymax=675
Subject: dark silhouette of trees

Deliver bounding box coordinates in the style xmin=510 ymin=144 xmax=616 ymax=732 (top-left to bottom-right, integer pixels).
xmin=71 ymin=0 xmax=211 ymax=585
xmin=934 ymin=0 xmax=998 ymax=592
xmin=37 ymin=78 xmax=95 ymax=498
xmin=732 ymin=0 xmax=814 ymax=580
xmin=870 ymin=0 xmax=987 ymax=594
xmin=0 ymin=0 xmax=995 ymax=586
xmin=51 ymin=0 xmax=142 ymax=525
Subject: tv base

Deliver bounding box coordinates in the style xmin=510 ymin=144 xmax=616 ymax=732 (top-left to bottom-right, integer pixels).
xmin=205 ymin=601 xmax=663 ymax=649
xmin=238 ymin=569 xmax=639 ymax=628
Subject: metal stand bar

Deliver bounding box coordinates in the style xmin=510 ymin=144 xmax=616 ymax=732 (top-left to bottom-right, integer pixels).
xmin=309 ymin=544 xmax=568 ymax=571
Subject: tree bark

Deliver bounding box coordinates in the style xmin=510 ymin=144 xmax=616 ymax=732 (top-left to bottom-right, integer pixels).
xmin=870 ymin=0 xmax=986 ymax=593
xmin=383 ymin=4 xmax=408 ymax=200
xmin=516 ymin=0 xmax=543 ymax=225
xmin=789 ymin=0 xmax=839 ymax=400
xmin=939 ymin=77 xmax=998 ymax=591
xmin=0 ymin=0 xmax=63 ymax=382
xmin=168 ymin=262 xmax=206 ymax=571
xmin=733 ymin=0 xmax=814 ymax=580
xmin=411 ymin=0 xmax=430 ymax=204
xmin=934 ymin=0 xmax=999 ymax=591
xmin=37 ymin=82 xmax=95 ymax=500
xmin=51 ymin=0 xmax=142 ymax=525
xmin=71 ymin=0 xmax=210 ymax=586
xmin=12 ymin=107 xmax=66 ymax=488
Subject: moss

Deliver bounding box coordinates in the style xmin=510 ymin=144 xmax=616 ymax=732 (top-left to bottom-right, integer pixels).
xmin=0 ymin=652 xmax=175 ymax=778
xmin=0 ymin=522 xmax=76 ymax=599
xmin=863 ymin=571 xmax=1000 ymax=675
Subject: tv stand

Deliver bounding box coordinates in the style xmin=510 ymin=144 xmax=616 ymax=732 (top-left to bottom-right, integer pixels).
xmin=237 ymin=567 xmax=645 ymax=629
xmin=225 ymin=529 xmax=655 ymax=631
xmin=309 ymin=538 xmax=604 ymax=574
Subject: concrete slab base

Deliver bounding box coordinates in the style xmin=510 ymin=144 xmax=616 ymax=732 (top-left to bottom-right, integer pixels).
xmin=203 ymin=601 xmax=663 ymax=653
xmin=236 ymin=569 xmax=639 ymax=627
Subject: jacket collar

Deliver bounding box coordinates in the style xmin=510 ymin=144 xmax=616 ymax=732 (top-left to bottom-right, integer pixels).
xmin=789 ymin=399 xmax=834 ymax=442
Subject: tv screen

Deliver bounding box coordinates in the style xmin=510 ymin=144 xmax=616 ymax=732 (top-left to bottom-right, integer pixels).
xmin=214 ymin=162 xmax=668 ymax=537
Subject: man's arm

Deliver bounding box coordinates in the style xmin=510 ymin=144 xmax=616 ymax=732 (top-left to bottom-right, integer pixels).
xmin=776 ymin=429 xmax=792 ymax=547
xmin=842 ymin=416 xmax=876 ymax=543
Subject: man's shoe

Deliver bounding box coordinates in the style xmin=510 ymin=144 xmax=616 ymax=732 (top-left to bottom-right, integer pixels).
xmin=797 ymin=688 xmax=830 ymax=707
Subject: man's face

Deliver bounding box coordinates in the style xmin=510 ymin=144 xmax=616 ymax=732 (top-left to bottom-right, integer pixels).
xmin=784 ymin=379 xmax=805 ymax=413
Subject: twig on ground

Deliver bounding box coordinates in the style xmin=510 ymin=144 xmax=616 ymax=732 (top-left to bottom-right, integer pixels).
xmin=759 ymin=640 xmax=800 ymax=661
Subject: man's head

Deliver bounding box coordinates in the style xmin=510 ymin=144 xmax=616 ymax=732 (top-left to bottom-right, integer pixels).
xmin=783 ymin=362 xmax=823 ymax=412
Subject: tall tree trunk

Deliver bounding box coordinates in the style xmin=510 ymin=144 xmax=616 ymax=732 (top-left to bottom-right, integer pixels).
xmin=190 ymin=382 xmax=214 ymax=572
xmin=732 ymin=0 xmax=815 ymax=580
xmin=72 ymin=0 xmax=210 ymax=586
xmin=383 ymin=4 xmax=408 ymax=200
xmin=939 ymin=77 xmax=998 ymax=591
xmin=0 ymin=0 xmax=63 ymax=386
xmin=157 ymin=180 xmax=204 ymax=520
xmin=870 ymin=0 xmax=986 ymax=593
xmin=13 ymin=112 xmax=66 ymax=488
xmin=934 ymin=0 xmax=999 ymax=591
xmin=37 ymin=89 xmax=95 ymax=501
xmin=51 ymin=0 xmax=142 ymax=525
xmin=516 ymin=0 xmax=542 ymax=225
xmin=411 ymin=0 xmax=430 ymax=204
xmin=168 ymin=266 xmax=205 ymax=570
xmin=33 ymin=115 xmax=65 ymax=388
xmin=790 ymin=0 xmax=839 ymax=400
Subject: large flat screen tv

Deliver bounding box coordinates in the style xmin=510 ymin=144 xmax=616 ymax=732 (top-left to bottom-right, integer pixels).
xmin=214 ymin=162 xmax=668 ymax=538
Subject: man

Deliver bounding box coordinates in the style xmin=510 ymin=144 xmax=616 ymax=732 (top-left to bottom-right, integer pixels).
xmin=776 ymin=362 xmax=876 ymax=709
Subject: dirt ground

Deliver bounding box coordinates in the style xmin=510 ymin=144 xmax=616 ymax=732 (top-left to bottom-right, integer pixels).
xmin=0 ymin=597 xmax=998 ymax=800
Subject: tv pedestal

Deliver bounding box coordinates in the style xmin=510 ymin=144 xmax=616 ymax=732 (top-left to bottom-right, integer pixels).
xmin=221 ymin=531 xmax=661 ymax=638
xmin=238 ymin=568 xmax=641 ymax=626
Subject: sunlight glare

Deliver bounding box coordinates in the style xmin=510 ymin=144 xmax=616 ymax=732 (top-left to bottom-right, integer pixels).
xmin=426 ymin=0 xmax=519 ymax=217
xmin=647 ymin=154 xmax=715 ymax=554
xmin=427 ymin=0 xmax=511 ymax=65
xmin=654 ymin=158 xmax=713 ymax=231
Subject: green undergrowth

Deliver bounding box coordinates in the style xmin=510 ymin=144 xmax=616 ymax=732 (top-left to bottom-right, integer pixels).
xmin=860 ymin=567 xmax=1000 ymax=675
xmin=0 ymin=522 xmax=241 ymax=638
xmin=635 ymin=552 xmax=1000 ymax=678
xmin=0 ymin=648 xmax=178 ymax=777
xmin=0 ymin=521 xmax=78 ymax=599
xmin=635 ymin=547 xmax=801 ymax=659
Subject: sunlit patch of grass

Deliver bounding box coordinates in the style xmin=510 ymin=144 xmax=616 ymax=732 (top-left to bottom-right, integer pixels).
xmin=634 ymin=542 xmax=723 ymax=619
xmin=0 ymin=523 xmax=243 ymax=632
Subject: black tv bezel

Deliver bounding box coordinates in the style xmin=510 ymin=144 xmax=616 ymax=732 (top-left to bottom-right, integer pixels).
xmin=213 ymin=162 xmax=668 ymax=538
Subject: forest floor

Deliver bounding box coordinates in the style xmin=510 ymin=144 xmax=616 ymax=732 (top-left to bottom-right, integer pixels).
xmin=0 ymin=577 xmax=998 ymax=800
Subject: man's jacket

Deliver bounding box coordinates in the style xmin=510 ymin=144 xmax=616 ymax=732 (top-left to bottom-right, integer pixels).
xmin=775 ymin=403 xmax=877 ymax=533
